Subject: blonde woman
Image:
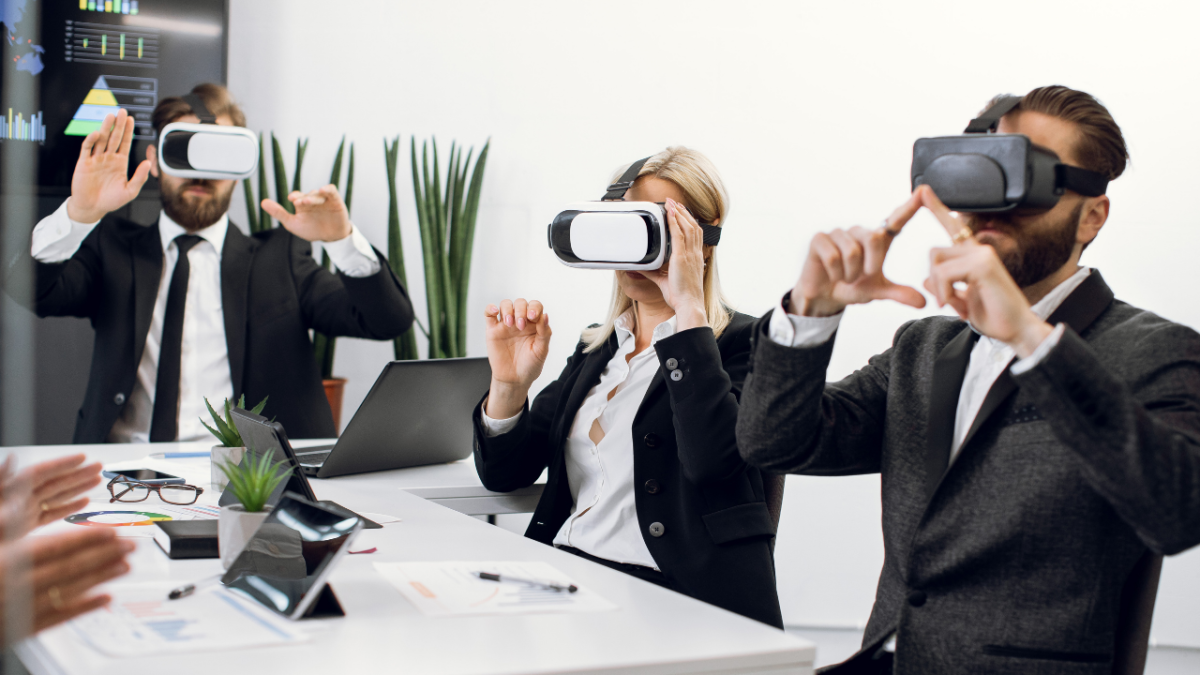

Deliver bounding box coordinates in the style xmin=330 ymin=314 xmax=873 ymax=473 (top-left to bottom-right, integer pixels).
xmin=473 ymin=147 xmax=782 ymax=627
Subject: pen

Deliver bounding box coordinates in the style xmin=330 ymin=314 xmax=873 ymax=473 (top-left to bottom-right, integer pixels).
xmin=168 ymin=574 xmax=222 ymax=600
xmin=474 ymin=571 xmax=578 ymax=593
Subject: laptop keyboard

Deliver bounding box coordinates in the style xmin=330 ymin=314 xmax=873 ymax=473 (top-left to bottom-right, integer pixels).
xmin=295 ymin=449 xmax=333 ymax=466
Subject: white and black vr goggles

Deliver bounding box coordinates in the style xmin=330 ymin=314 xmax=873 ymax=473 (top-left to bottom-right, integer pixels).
xmin=157 ymin=93 xmax=259 ymax=181
xmin=911 ymin=95 xmax=1108 ymax=212
xmin=547 ymin=156 xmax=723 ymax=270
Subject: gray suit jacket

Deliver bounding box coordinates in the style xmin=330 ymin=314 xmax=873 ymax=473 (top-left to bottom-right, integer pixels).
xmin=736 ymin=271 xmax=1200 ymax=675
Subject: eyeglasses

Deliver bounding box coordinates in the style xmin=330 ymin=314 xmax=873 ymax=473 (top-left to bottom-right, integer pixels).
xmin=107 ymin=476 xmax=205 ymax=506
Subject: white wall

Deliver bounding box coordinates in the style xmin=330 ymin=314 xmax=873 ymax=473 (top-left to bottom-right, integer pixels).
xmin=227 ymin=0 xmax=1200 ymax=646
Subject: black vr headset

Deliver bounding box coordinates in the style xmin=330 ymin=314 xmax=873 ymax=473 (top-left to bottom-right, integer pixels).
xmin=547 ymin=156 xmax=723 ymax=270
xmin=157 ymin=93 xmax=259 ymax=180
xmin=911 ymin=95 xmax=1108 ymax=212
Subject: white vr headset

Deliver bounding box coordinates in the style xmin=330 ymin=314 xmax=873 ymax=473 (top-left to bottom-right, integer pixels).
xmin=547 ymin=156 xmax=723 ymax=270
xmin=157 ymin=93 xmax=258 ymax=180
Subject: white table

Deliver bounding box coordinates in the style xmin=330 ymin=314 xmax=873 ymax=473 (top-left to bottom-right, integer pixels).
xmin=6 ymin=443 xmax=816 ymax=675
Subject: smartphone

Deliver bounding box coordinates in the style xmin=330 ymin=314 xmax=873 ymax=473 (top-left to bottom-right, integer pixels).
xmin=101 ymin=469 xmax=186 ymax=484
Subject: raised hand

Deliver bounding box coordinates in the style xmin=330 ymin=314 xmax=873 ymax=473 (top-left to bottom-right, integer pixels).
xmin=0 ymin=527 xmax=134 ymax=645
xmin=642 ymin=198 xmax=708 ymax=330
xmin=67 ymin=110 xmax=152 ymax=223
xmin=790 ymin=190 xmax=928 ymax=317
xmin=919 ymin=187 xmax=1053 ymax=357
xmin=261 ymin=184 xmax=353 ymax=242
xmin=484 ymin=298 xmax=552 ymax=419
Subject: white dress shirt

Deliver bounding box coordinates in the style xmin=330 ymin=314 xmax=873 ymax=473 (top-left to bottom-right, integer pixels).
xmin=481 ymin=311 xmax=677 ymax=569
xmin=31 ymin=198 xmax=381 ymax=442
xmin=767 ymin=267 xmax=1091 ymax=461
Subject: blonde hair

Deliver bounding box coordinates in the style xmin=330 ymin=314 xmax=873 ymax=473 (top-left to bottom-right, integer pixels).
xmin=581 ymin=146 xmax=732 ymax=352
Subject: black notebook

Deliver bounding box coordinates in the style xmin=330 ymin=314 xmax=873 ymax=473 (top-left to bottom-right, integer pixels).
xmin=153 ymin=520 xmax=219 ymax=559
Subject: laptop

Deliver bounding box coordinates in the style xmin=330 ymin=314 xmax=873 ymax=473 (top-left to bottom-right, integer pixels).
xmin=220 ymin=409 xmax=382 ymax=529
xmin=294 ymin=357 xmax=492 ymax=479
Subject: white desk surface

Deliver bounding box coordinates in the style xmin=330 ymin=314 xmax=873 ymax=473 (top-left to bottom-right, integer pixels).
xmin=5 ymin=443 xmax=815 ymax=675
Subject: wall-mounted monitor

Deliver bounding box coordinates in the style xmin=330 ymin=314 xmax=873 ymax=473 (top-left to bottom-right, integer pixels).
xmin=1 ymin=0 xmax=228 ymax=196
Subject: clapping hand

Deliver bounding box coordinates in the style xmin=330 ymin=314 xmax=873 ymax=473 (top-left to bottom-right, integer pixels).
xmin=262 ymin=184 xmax=354 ymax=242
xmin=918 ymin=187 xmax=1053 ymax=357
xmin=484 ymin=299 xmax=552 ymax=420
xmin=67 ymin=110 xmax=153 ymax=223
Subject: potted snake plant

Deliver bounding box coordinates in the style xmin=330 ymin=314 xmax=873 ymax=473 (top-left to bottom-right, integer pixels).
xmin=215 ymin=448 xmax=290 ymax=569
xmin=201 ymin=395 xmax=268 ymax=491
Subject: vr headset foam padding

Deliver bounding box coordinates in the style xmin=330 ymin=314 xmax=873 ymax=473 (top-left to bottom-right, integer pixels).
xmin=157 ymin=92 xmax=259 ymax=181
xmin=548 ymin=156 xmax=722 ymax=270
xmin=910 ymin=95 xmax=1108 ymax=213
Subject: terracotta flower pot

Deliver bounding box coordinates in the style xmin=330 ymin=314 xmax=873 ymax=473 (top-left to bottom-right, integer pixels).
xmin=219 ymin=504 xmax=272 ymax=569
xmin=323 ymin=377 xmax=347 ymax=432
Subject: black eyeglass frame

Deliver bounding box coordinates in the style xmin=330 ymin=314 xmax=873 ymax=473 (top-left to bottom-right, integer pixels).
xmin=106 ymin=476 xmax=205 ymax=506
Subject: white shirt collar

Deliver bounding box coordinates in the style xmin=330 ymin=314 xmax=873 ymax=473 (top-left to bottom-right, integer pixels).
xmin=614 ymin=309 xmax=678 ymax=348
xmin=976 ymin=266 xmax=1092 ymax=345
xmin=158 ymin=209 xmax=228 ymax=257
xmin=1029 ymin=266 xmax=1092 ymax=322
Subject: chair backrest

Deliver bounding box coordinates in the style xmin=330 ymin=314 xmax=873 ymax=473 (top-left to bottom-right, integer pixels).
xmin=764 ymin=473 xmax=786 ymax=529
xmin=1111 ymin=550 xmax=1164 ymax=675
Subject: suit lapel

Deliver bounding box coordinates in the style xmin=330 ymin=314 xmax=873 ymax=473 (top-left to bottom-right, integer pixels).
xmin=938 ymin=270 xmax=1116 ymax=485
xmin=558 ymin=335 xmax=615 ymax=440
xmin=924 ymin=325 xmax=978 ymax=499
xmin=220 ymin=225 xmax=254 ymax=396
xmin=131 ymin=224 xmax=163 ymax=367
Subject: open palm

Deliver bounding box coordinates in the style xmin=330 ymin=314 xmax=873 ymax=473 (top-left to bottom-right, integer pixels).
xmin=69 ymin=110 xmax=151 ymax=223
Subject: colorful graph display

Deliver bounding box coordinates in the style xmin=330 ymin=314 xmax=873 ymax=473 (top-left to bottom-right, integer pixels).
xmin=65 ymin=510 xmax=174 ymax=527
xmin=65 ymin=20 xmax=159 ymax=69
xmin=77 ymin=0 xmax=141 ymax=14
xmin=64 ymin=74 xmax=158 ymax=139
xmin=1 ymin=109 xmax=47 ymax=142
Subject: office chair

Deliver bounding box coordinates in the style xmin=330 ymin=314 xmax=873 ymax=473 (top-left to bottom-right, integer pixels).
xmin=1111 ymin=550 xmax=1164 ymax=675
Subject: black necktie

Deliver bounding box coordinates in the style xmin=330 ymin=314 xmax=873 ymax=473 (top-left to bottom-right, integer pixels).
xmin=149 ymin=234 xmax=203 ymax=442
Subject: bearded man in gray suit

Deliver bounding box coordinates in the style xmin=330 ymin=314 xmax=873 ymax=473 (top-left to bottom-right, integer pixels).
xmin=736 ymin=85 xmax=1200 ymax=674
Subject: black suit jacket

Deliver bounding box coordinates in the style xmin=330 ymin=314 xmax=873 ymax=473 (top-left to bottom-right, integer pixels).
xmin=737 ymin=272 xmax=1200 ymax=674
xmin=473 ymin=312 xmax=784 ymax=628
xmin=11 ymin=214 xmax=413 ymax=442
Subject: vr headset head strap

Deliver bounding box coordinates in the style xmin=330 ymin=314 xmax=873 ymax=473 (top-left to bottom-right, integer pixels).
xmin=602 ymin=155 xmax=724 ymax=246
xmin=180 ymin=93 xmax=217 ymax=125
xmin=964 ymin=95 xmax=1023 ymax=134
xmin=602 ymin=156 xmax=651 ymax=201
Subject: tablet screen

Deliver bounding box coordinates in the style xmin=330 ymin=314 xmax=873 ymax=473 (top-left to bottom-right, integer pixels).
xmin=221 ymin=493 xmax=361 ymax=619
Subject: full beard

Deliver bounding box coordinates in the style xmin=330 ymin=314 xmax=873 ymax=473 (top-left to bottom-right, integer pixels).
xmin=160 ymin=180 xmax=233 ymax=232
xmin=966 ymin=201 xmax=1083 ymax=288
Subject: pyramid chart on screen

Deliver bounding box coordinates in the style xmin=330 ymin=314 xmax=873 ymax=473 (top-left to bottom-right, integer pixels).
xmin=64 ymin=77 xmax=119 ymax=137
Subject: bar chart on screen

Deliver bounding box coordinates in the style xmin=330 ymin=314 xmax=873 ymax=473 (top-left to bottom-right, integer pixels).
xmin=0 ymin=109 xmax=47 ymax=143
xmin=77 ymin=1 xmax=142 ymax=15
xmin=64 ymin=20 xmax=160 ymax=69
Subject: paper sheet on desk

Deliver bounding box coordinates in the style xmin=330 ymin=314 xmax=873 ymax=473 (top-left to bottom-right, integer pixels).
xmin=65 ymin=583 xmax=305 ymax=656
xmin=374 ymin=561 xmax=616 ymax=617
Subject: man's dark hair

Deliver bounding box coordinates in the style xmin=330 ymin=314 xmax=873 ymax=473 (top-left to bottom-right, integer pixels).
xmin=151 ymin=82 xmax=246 ymax=135
xmin=990 ymin=85 xmax=1129 ymax=181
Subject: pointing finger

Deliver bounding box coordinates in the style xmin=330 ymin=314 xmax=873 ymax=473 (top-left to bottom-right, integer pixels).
xmin=879 ymin=189 xmax=925 ymax=238
xmin=917 ymin=185 xmax=975 ymax=244
xmin=261 ymin=199 xmax=295 ymax=228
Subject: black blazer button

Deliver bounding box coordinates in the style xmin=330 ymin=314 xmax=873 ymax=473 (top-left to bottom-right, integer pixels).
xmin=670 ymin=369 xmax=684 ymax=382
xmin=114 ymin=392 xmax=126 ymax=405
xmin=665 ymin=358 xmax=678 ymax=370
xmin=644 ymin=433 xmax=660 ymax=448
xmin=907 ymin=590 xmax=927 ymax=607
xmin=644 ymin=479 xmax=661 ymax=494
xmin=648 ymin=522 xmax=665 ymax=537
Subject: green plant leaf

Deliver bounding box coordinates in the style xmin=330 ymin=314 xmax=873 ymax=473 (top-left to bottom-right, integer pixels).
xmin=292 ymin=138 xmax=309 ymax=194
xmin=457 ymin=140 xmax=489 ymax=355
xmin=241 ymin=178 xmax=259 ymax=233
xmin=249 ymin=395 xmax=268 ymax=416
xmin=329 ymin=135 xmax=345 ymax=187
xmin=203 ymin=397 xmax=239 ymax=447
xmin=271 ymin=133 xmax=292 ymax=215
xmin=257 ymin=133 xmax=270 ymax=229
xmin=344 ymin=143 xmax=356 ymax=214
xmin=218 ymin=447 xmax=290 ymax=512
xmin=412 ymin=139 xmax=443 ymax=358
